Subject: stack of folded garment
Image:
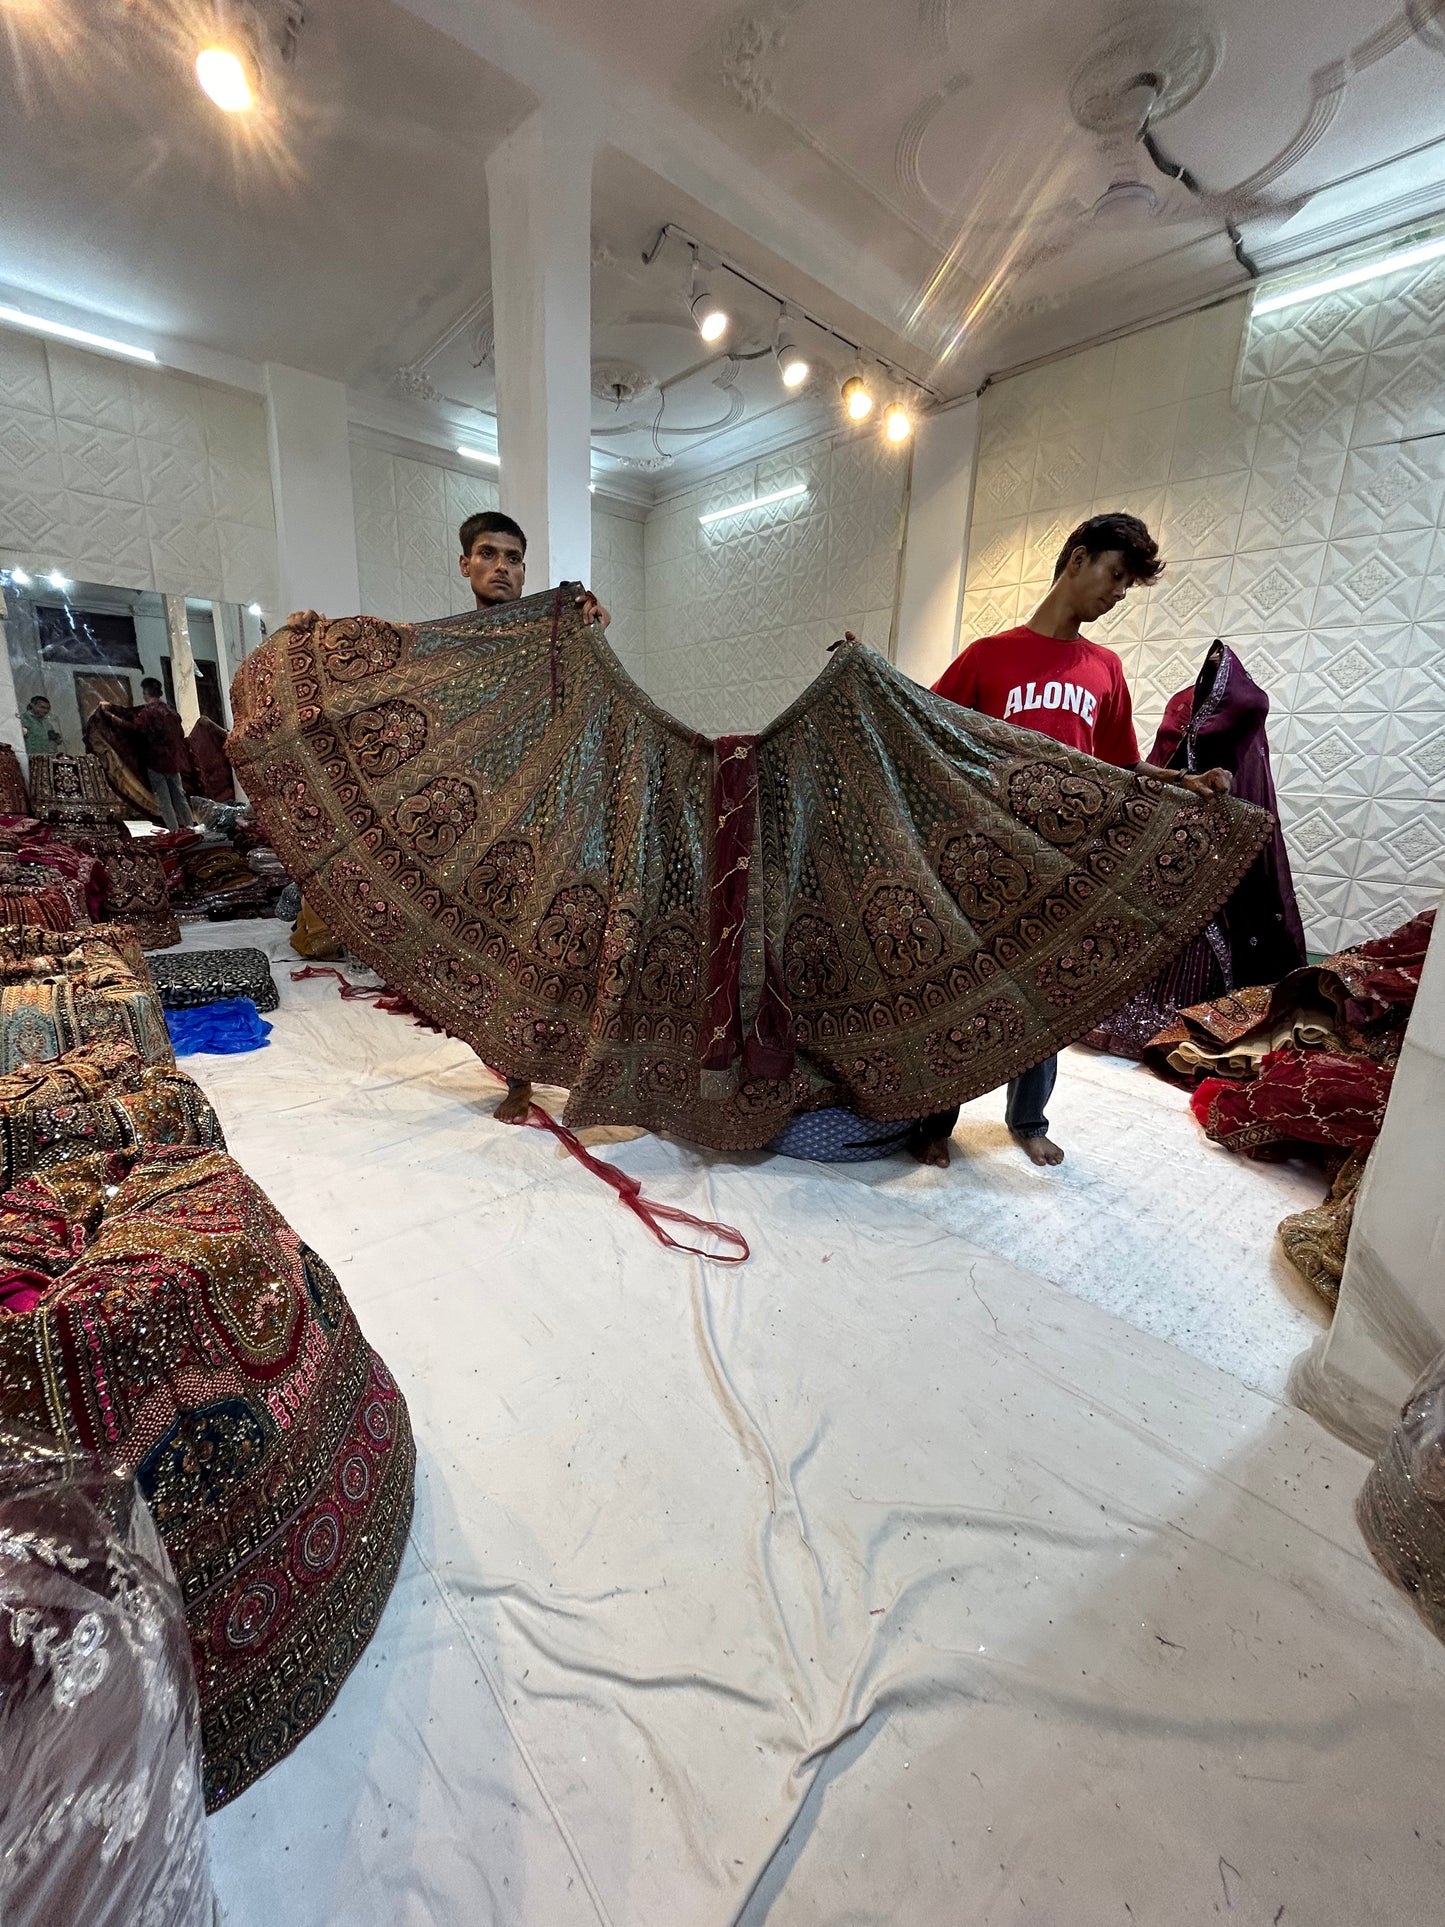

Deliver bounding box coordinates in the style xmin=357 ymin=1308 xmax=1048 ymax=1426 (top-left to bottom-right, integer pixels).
xmin=1167 ymin=909 xmax=1433 ymax=1305
xmin=168 ymin=841 xmax=277 ymax=919
xmin=0 ymin=922 xmax=173 ymax=1074
xmin=147 ymin=946 xmax=280 ymax=1013
xmin=24 ymin=755 xmax=180 ymax=949
xmin=0 ymin=860 xmax=77 ymax=932
xmin=0 ymin=1040 xmax=225 ymax=1197
xmin=0 ymin=1138 xmax=415 ymax=1808
xmin=0 ymin=822 xmax=108 ymax=920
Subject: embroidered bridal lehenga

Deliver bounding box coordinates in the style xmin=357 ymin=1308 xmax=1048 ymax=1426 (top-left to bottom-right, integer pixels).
xmin=229 ymin=587 xmax=1274 ymax=1151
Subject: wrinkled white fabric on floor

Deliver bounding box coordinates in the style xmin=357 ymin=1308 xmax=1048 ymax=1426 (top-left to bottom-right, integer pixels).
xmin=840 ymin=1044 xmax=1330 ymax=1399
xmin=182 ymin=924 xmax=1442 ymax=1926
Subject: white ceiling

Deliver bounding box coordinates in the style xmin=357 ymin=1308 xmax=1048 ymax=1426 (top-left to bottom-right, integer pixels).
xmin=3 ymin=0 xmax=1444 ymax=498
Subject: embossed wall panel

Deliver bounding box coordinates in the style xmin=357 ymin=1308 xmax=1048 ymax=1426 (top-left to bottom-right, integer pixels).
xmin=0 ymin=340 xmax=275 ymax=608
xmin=965 ymin=268 xmax=1445 ymax=954
xmin=641 ymin=434 xmax=909 ymax=736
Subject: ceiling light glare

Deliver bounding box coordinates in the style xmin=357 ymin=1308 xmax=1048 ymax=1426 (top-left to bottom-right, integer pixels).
xmin=775 ymin=317 xmax=809 ymax=389
xmin=689 ymin=256 xmax=729 ymax=344
xmin=0 ymin=303 xmax=156 ymax=364
xmin=44 ymin=570 xmax=71 ymax=591
xmin=884 ymin=402 xmax=912 ymax=442
xmin=1253 ymin=231 xmax=1445 ymax=316
xmin=247 ymin=602 xmax=263 ymax=615
xmin=7 ymin=568 xmax=31 ymax=587
xmin=842 ymin=374 xmax=874 ymax=421
xmin=691 ymin=289 xmax=729 ymax=343
xmin=698 ymin=482 xmax=808 ymax=528
xmin=456 ymin=446 xmax=501 ymax=466
xmin=196 ymin=45 xmax=256 ymax=113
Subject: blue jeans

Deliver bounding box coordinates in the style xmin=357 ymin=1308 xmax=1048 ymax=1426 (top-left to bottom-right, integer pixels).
xmin=1005 ymin=1055 xmax=1057 ymax=1139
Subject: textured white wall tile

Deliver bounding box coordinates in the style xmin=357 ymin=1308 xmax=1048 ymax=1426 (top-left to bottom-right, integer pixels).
xmin=0 ymin=342 xmax=274 ymax=603
xmin=971 ymin=275 xmax=1445 ymax=950
xmin=0 ymin=332 xmax=53 ymax=415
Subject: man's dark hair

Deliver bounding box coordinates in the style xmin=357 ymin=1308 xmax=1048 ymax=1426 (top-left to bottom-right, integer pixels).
xmin=28 ymin=694 xmax=50 ymax=709
xmin=1052 ymin=512 xmax=1164 ymax=585
xmin=141 ymin=677 xmax=162 ymax=699
xmin=459 ymin=510 xmax=526 ymax=557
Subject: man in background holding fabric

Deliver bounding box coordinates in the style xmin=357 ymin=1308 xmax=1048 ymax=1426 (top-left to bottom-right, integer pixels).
xmin=104 ymin=678 xmax=194 ymax=831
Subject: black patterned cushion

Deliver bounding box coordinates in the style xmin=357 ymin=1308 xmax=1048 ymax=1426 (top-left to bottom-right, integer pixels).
xmin=145 ymin=948 xmax=280 ymax=1014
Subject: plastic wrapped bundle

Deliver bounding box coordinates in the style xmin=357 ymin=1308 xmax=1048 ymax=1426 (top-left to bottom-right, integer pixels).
xmin=0 ymin=1430 xmax=217 ymax=1925
xmin=1359 ymin=1352 xmax=1445 ymax=1644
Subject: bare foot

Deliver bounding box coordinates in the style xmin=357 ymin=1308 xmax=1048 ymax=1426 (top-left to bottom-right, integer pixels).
xmin=495 ymin=1080 xmax=533 ymax=1124
xmin=909 ymin=1132 xmax=952 ymax=1168
xmin=1014 ymin=1132 xmax=1064 ymax=1167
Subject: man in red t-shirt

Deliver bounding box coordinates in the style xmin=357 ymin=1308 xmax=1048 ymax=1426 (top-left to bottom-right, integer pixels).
xmin=924 ymin=511 xmax=1230 ymax=1169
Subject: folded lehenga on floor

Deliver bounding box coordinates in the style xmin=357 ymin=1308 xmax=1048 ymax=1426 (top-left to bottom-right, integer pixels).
xmin=229 ymin=588 xmax=1273 ymax=1150
xmin=0 ymin=1140 xmax=415 ymax=1809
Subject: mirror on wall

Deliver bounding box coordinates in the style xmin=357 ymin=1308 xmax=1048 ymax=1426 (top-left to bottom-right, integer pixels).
xmin=0 ymin=573 xmax=265 ymax=762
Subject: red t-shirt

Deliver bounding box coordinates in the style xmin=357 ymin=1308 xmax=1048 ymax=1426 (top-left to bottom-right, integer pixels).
xmin=932 ymin=625 xmax=1140 ymax=768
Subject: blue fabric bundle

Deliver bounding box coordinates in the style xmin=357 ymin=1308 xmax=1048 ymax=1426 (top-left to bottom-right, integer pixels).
xmin=766 ymin=1106 xmax=915 ymax=1163
xmin=165 ymin=998 xmax=273 ymax=1057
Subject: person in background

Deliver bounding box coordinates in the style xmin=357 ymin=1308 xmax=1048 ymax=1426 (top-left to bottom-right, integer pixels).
xmin=457 ymin=510 xmax=610 ymax=1125
xmin=186 ymin=714 xmax=237 ymax=804
xmin=103 ymin=677 xmax=195 ymax=831
xmin=21 ymin=693 xmax=61 ymax=757
xmin=922 ymin=511 xmax=1232 ymax=1169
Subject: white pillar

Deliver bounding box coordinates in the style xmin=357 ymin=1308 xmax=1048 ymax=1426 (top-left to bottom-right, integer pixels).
xmin=485 ymin=108 xmax=595 ymax=588
xmin=263 ymin=363 xmax=362 ymax=618
xmin=1290 ymin=895 xmax=1445 ymax=1453
xmin=210 ymin=599 xmax=241 ymax=724
xmin=164 ymin=595 xmax=200 ymax=732
xmin=893 ymin=397 xmax=979 ymax=688
xmin=0 ymin=590 xmax=23 ymax=762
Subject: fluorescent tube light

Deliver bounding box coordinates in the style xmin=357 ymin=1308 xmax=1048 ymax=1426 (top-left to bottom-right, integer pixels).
xmin=456 ymin=446 xmax=500 ymax=466
xmin=0 ymin=303 xmax=157 ymax=363
xmin=1254 ymin=233 xmax=1445 ymax=316
xmin=699 ymin=482 xmax=807 ymax=527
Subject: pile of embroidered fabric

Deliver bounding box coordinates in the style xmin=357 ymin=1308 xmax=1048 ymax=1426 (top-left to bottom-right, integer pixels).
xmin=0 ymin=920 xmax=414 ymax=1814
xmin=1154 ymin=909 xmax=1433 ymax=1306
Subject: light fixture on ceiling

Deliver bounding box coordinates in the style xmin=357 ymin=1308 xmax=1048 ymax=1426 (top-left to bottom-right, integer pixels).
xmin=842 ymin=371 xmax=874 ymax=421
xmin=775 ymin=311 xmax=810 ymax=389
xmin=247 ymin=602 xmax=263 ymax=615
xmin=689 ymin=254 xmax=729 ymax=344
xmin=5 ymin=569 xmax=32 ymax=588
xmin=44 ymin=570 xmax=71 ymax=591
xmin=196 ymin=43 xmax=257 ymax=112
xmin=1254 ymin=229 xmax=1445 ymax=316
xmin=698 ymin=482 xmax=808 ymax=528
xmin=884 ymin=400 xmax=912 ymax=443
xmin=456 ymin=446 xmax=501 ymax=466
xmin=0 ymin=302 xmax=157 ymax=364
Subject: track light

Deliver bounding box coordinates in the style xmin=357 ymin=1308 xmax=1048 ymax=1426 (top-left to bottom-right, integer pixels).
xmin=196 ymin=44 xmax=257 ymax=112
xmin=842 ymin=373 xmax=874 ymax=421
xmin=690 ymin=256 xmax=729 ymax=344
xmin=775 ymin=312 xmax=809 ymax=389
xmin=884 ymin=401 xmax=912 ymax=442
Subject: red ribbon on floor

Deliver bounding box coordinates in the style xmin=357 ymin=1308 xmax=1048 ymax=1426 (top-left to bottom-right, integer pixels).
xmin=516 ymin=1097 xmax=750 ymax=1265
xmin=290 ymin=967 xmax=444 ymax=1030
xmin=289 ymin=966 xmax=750 ymax=1262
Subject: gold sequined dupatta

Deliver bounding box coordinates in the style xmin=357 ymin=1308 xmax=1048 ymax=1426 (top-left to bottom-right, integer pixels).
xmin=229 ymin=587 xmax=1272 ymax=1149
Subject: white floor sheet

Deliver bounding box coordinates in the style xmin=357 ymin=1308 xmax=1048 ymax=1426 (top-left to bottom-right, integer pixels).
xmin=186 ymin=923 xmax=1442 ymax=1925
